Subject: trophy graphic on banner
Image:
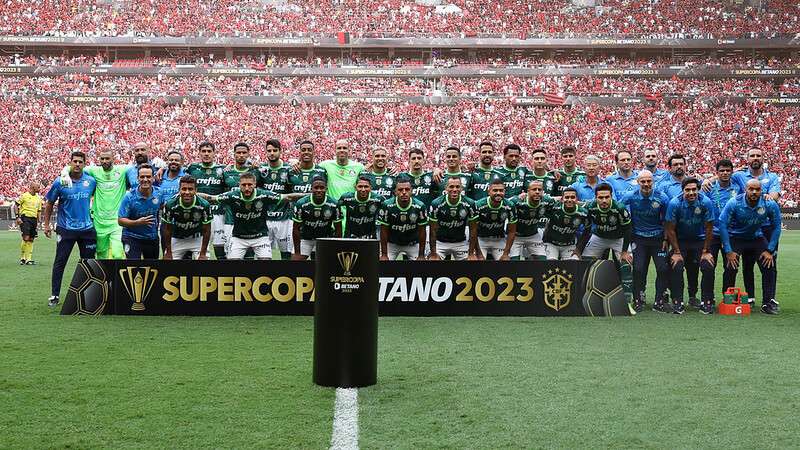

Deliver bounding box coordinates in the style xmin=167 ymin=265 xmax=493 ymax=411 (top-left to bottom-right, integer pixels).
xmin=119 ymin=267 xmax=159 ymax=312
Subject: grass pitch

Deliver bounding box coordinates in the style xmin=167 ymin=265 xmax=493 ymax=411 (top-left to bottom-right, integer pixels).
xmin=1 ymin=231 xmax=799 ymax=449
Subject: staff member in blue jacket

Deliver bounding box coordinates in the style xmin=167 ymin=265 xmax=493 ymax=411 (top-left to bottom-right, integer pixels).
xmin=119 ymin=164 xmax=163 ymax=259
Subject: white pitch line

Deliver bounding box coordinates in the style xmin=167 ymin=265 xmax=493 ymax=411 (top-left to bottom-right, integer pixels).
xmin=330 ymin=388 xmax=360 ymax=450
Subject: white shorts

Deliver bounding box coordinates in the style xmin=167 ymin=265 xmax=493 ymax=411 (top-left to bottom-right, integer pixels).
xmin=387 ymin=242 xmax=420 ymax=260
xmin=515 ymin=232 xmax=546 ymax=259
xmin=299 ymin=239 xmax=316 ymax=257
xmin=545 ymin=243 xmax=578 ymax=260
xmin=211 ymin=214 xmax=226 ymax=246
xmin=582 ymin=235 xmax=624 ymax=259
xmin=434 ymin=241 xmax=469 ymax=261
xmin=267 ymin=219 xmax=292 ymax=253
xmin=228 ymin=236 xmax=272 ymax=260
xmin=478 ymin=237 xmax=519 ymax=260
xmin=170 ymin=236 xmax=206 ymax=260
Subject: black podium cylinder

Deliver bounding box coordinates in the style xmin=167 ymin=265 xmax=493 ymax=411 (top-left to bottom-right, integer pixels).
xmin=313 ymin=238 xmax=379 ymax=387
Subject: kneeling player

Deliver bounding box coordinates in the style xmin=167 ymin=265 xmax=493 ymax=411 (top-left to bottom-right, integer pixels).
xmin=378 ymin=176 xmax=428 ymax=260
xmin=292 ymin=177 xmax=342 ymax=259
xmin=161 ymin=176 xmax=212 ymax=260
xmin=474 ymin=179 xmax=517 ymax=260
xmin=512 ymin=180 xmax=554 ymax=260
xmin=542 ymin=188 xmax=588 ymax=260
xmin=428 ymin=177 xmax=478 ymax=260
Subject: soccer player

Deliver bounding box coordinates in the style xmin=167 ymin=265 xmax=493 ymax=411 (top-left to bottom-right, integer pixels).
xmin=157 ymin=150 xmax=187 ymax=256
xmin=664 ymin=178 xmax=716 ymax=314
xmin=620 ymin=171 xmax=671 ymax=312
xmin=185 ymin=142 xmax=227 ymax=259
xmin=641 ymin=148 xmax=670 ymax=182
xmin=511 ymin=179 xmax=555 ymax=261
xmin=377 ymin=176 xmax=428 ymax=260
xmin=14 ymin=181 xmax=43 ymax=265
xmin=259 ymin=139 xmax=294 ymax=260
xmin=494 ymin=143 xmax=530 ymax=198
xmin=400 ymin=148 xmax=438 ymax=208
xmin=288 ymin=140 xmax=328 ymax=195
xmin=474 ymin=179 xmax=517 ymax=260
xmin=606 ymin=150 xmax=639 ymax=200
xmin=542 ymin=187 xmax=589 ymax=260
xmin=578 ymin=183 xmax=634 ymax=307
xmin=319 ymin=139 xmax=365 ymax=200
xmin=554 ymin=146 xmax=586 ymax=196
xmin=436 ymin=146 xmax=473 ymax=199
xmin=570 ymin=155 xmax=608 ymax=202
xmin=719 ymin=179 xmax=781 ymax=315
xmin=43 ymin=151 xmax=97 ymax=307
xmin=222 ymin=143 xmax=262 ymax=255
xmin=361 ymin=147 xmax=395 ymax=201
xmin=524 ymin=148 xmax=557 ymax=197
xmin=118 ymin=164 xmax=163 ymax=260
xmin=428 ymin=177 xmax=478 ymax=261
xmin=469 ymin=141 xmax=498 ymax=201
xmin=656 ymin=154 xmax=689 ymax=200
xmin=338 ymin=175 xmax=382 ymax=239
xmin=292 ymin=176 xmax=342 ymax=259
xmin=161 ymin=176 xmax=212 ymax=260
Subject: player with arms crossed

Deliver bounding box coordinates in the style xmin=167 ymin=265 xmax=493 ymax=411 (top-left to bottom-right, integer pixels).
xmin=474 ymin=179 xmax=517 ymax=260
xmin=378 ymin=176 xmax=428 ymax=260
xmin=338 ymin=175 xmax=382 ymax=239
xmin=512 ymin=179 xmax=555 ymax=261
xmin=542 ymin=187 xmax=589 ymax=260
xmin=292 ymin=177 xmax=343 ymax=260
xmin=161 ymin=176 xmax=212 ymax=260
xmin=428 ymin=177 xmax=478 ymax=261
xmin=14 ymin=181 xmax=43 ymax=265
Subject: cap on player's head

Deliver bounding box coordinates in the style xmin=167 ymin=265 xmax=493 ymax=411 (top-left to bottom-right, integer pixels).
xmin=503 ymin=143 xmax=521 ymax=155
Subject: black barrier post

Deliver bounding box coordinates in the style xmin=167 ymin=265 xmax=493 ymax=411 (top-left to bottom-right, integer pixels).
xmin=313 ymin=238 xmax=379 ymax=387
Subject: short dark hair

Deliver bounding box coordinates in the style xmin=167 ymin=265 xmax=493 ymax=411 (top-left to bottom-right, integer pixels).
xmin=299 ymin=140 xmax=314 ymax=148
xmin=311 ymin=175 xmax=327 ymax=185
xmin=667 ymin=153 xmax=685 ymax=167
xmin=395 ymin=175 xmax=412 ymax=186
xmin=137 ymin=163 xmax=153 ymax=176
xmin=503 ymin=143 xmax=521 ymax=155
xmin=614 ymin=150 xmax=632 ymax=162
xmin=233 ymin=142 xmax=250 ymax=152
xmin=239 ymin=172 xmax=256 ymax=182
xmin=197 ymin=142 xmax=215 ymax=151
xmin=446 ymin=176 xmax=463 ymax=185
xmin=560 ymin=146 xmax=576 ymax=156
xmin=490 ymin=177 xmax=505 ymax=187
xmin=681 ymin=177 xmax=700 ymax=190
xmin=445 ymin=146 xmax=461 ymax=155
xmin=265 ymin=139 xmax=281 ymax=150
xmin=179 ymin=175 xmax=196 ymax=185
xmin=562 ymin=187 xmax=578 ymax=196
xmin=595 ymin=182 xmax=613 ymax=194
xmin=479 ymin=141 xmax=494 ymax=149
xmin=531 ymin=148 xmax=547 ymax=157
xmin=409 ymin=148 xmax=424 ymax=158
xmin=716 ymin=159 xmax=734 ymax=171
xmin=70 ymin=151 xmax=86 ymax=162
xmin=356 ymin=175 xmax=372 ymax=186
xmin=167 ymin=150 xmax=183 ymax=159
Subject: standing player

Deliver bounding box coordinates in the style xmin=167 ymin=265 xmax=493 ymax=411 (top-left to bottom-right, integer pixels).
xmin=606 ymin=150 xmax=639 ymax=200
xmin=664 ymin=178 xmax=716 ymax=314
xmin=620 ymin=171 xmax=671 ymax=312
xmin=494 ymin=144 xmax=530 ymax=198
xmin=259 ymin=139 xmax=294 ymax=260
xmin=474 ymin=179 xmax=517 ymax=260
xmin=14 ymin=181 xmax=43 ymax=265
xmin=288 ymin=140 xmax=328 ymax=195
xmin=641 ymin=148 xmax=670 ymax=182
xmin=719 ymin=179 xmax=781 ymax=314
xmin=185 ymin=142 xmax=227 ymax=259
xmin=161 ymin=176 xmax=212 ymax=260
xmin=377 ymin=176 xmax=428 ymax=260
xmin=570 ymin=155 xmax=608 ymax=202
xmin=43 ymin=151 xmax=97 ymax=307
xmin=222 ymin=143 xmax=262 ymax=256
xmin=292 ymin=177 xmax=342 ymax=259
xmin=511 ymin=179 xmax=555 ymax=261
xmin=428 ymin=177 xmax=478 ymax=261
xmin=319 ymin=139 xmax=365 ymax=200
xmin=338 ymin=175 xmax=382 ymax=239
xmin=469 ymin=141 xmax=498 ymax=201
xmin=436 ymin=146 xmax=473 ymax=199
xmin=525 ymin=149 xmax=557 ymax=197
xmin=400 ymin=149 xmax=438 ymax=208
xmin=542 ymin=187 xmax=590 ymax=260
xmin=554 ymin=146 xmax=586 ymax=196
xmin=118 ymin=165 xmax=163 ymax=259
xmin=577 ymin=183 xmax=635 ymax=308
xmin=361 ymin=147 xmax=395 ymax=201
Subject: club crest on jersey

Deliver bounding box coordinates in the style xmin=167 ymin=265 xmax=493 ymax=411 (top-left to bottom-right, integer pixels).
xmin=484 ymin=172 xmax=491 ymax=181
xmin=323 ymin=209 xmax=332 ymax=219
xmin=500 ymin=212 xmax=507 ymax=220
xmin=83 ymin=180 xmax=90 ymax=187
xmin=609 ymin=215 xmax=617 ymax=225
xmin=409 ymin=213 xmax=418 ymax=222
xmin=539 ymin=207 xmax=546 ymax=216
xmin=255 ymin=200 xmax=263 ymax=210
xmin=518 ymin=169 xmax=525 ymax=178
xmin=152 ymin=198 xmax=159 ymax=205
xmin=423 ymin=175 xmax=431 ymax=184
xmin=314 ymin=209 xmax=321 ymax=217
xmin=385 ymin=178 xmax=393 ymax=187
xmin=369 ymin=204 xmax=377 ymax=214
xmin=460 ymin=209 xmax=467 ymax=219
xmin=359 ymin=206 xmax=366 ymax=213
xmin=193 ymin=212 xmax=202 ymax=220
xmin=271 ymin=172 xmax=277 ymax=180
xmin=757 ymin=207 xmax=766 ymax=215
xmin=450 ymin=208 xmax=457 ymax=217
xmin=694 ymin=207 xmax=702 ymax=215
xmin=573 ymin=217 xmax=581 ymax=226
xmin=652 ymin=201 xmax=660 ymax=209
xmin=400 ymin=214 xmax=407 ymax=222
xmin=205 ymin=168 xmax=212 ymax=175
xmin=216 ymin=168 xmax=223 ymax=176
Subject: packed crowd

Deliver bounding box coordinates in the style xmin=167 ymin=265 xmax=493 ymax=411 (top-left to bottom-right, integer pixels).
xmin=0 ymin=0 xmax=796 ymax=38
xmin=1 ymin=98 xmax=797 ymax=205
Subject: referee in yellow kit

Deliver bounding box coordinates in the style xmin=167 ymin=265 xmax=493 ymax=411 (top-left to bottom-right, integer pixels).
xmin=14 ymin=181 xmax=43 ymax=265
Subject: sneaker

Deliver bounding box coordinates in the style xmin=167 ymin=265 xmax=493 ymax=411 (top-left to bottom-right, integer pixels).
xmin=25 ymin=260 xmax=36 ymax=265
xmin=672 ymin=301 xmax=686 ymax=315
xmin=47 ymin=296 xmax=59 ymax=308
xmin=19 ymin=259 xmax=25 ymax=265
xmin=652 ymin=301 xmax=672 ymax=313
xmin=700 ymin=301 xmax=715 ymax=315
xmin=688 ymin=297 xmax=702 ymax=309
xmin=633 ymin=300 xmax=645 ymax=313
xmin=747 ymin=297 xmax=756 ymax=308
xmin=761 ymin=299 xmax=780 ymax=315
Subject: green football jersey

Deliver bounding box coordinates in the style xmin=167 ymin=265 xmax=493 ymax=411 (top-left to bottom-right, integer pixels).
xmin=217 ymin=188 xmax=282 ymax=239
xmin=469 ymin=166 xmax=500 ymax=201
xmin=376 ymin=197 xmax=428 ymax=245
xmin=436 ymin=171 xmax=473 ymax=199
xmin=259 ymin=163 xmax=293 ymax=221
xmin=524 ymin=171 xmax=558 ymax=197
xmin=186 ymin=162 xmax=226 ymax=214
xmin=222 ymin=165 xmax=261 ymax=225
xmin=319 ymin=160 xmax=365 ymax=200
xmin=338 ymin=192 xmax=382 ymax=239
xmin=555 ymin=167 xmax=586 ymax=194
xmin=511 ymin=195 xmax=556 ymax=237
xmin=494 ymin=165 xmax=531 ymax=198
xmin=288 ymin=166 xmax=328 ymax=195
xmin=292 ymin=195 xmax=342 ymax=240
xmin=542 ymin=203 xmax=590 ymax=246
xmin=428 ymin=195 xmax=477 ymax=243
xmin=84 ymin=164 xmax=129 ymax=228
xmin=474 ymin=197 xmax=517 ymax=238
xmin=400 ymin=171 xmax=438 ymax=207
xmin=585 ymin=200 xmax=632 ymax=239
xmin=360 ymin=170 xmax=395 ymax=201
xmin=161 ymin=195 xmax=212 ymax=239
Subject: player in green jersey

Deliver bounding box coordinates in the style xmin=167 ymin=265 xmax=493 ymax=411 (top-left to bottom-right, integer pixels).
xmin=360 ymin=147 xmax=395 ymax=201
xmin=222 ymin=142 xmax=262 ymax=255
xmin=554 ymin=146 xmax=586 ymax=196
xmin=469 ymin=141 xmax=499 ymax=201
xmin=511 ymin=179 xmax=556 ymax=260
xmin=542 ymin=187 xmax=590 ymax=260
xmin=292 ymin=176 xmax=343 ymax=259
xmin=378 ymin=176 xmax=428 ymax=260
xmin=338 ymin=175 xmax=382 ymax=239
xmin=436 ymin=146 xmax=473 ymax=199
xmin=399 ymin=148 xmax=438 ymax=208
xmin=259 ymin=139 xmax=294 ymax=259
xmin=494 ymin=144 xmax=531 ymax=198
xmin=318 ymin=139 xmax=365 ymax=200
xmin=82 ymin=149 xmax=129 ymax=259
xmin=577 ymin=183 xmax=634 ymax=308
xmin=474 ymin=179 xmax=518 ymax=260
xmin=288 ymin=140 xmax=327 ymax=195
xmin=428 ymin=177 xmax=478 ymax=261
xmin=161 ymin=176 xmax=212 ymax=260
xmin=185 ymin=142 xmax=227 ymax=259
xmin=524 ymin=148 xmax=557 ymax=197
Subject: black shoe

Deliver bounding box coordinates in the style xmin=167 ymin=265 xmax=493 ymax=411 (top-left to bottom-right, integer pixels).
xmin=688 ymin=297 xmax=702 ymax=309
xmin=652 ymin=301 xmax=672 ymax=313
xmin=700 ymin=301 xmax=715 ymax=315
xmin=19 ymin=259 xmax=25 ymax=265
xmin=25 ymin=260 xmax=36 ymax=265
xmin=672 ymin=301 xmax=686 ymax=315
xmin=633 ymin=300 xmax=645 ymax=313
xmin=47 ymin=296 xmax=59 ymax=308
xmin=761 ymin=299 xmax=780 ymax=315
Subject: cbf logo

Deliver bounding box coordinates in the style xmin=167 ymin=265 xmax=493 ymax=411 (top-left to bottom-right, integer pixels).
xmin=542 ymin=267 xmax=574 ymax=311
xmin=337 ymin=251 xmax=359 ymax=276
xmin=119 ymin=266 xmax=159 ymax=312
